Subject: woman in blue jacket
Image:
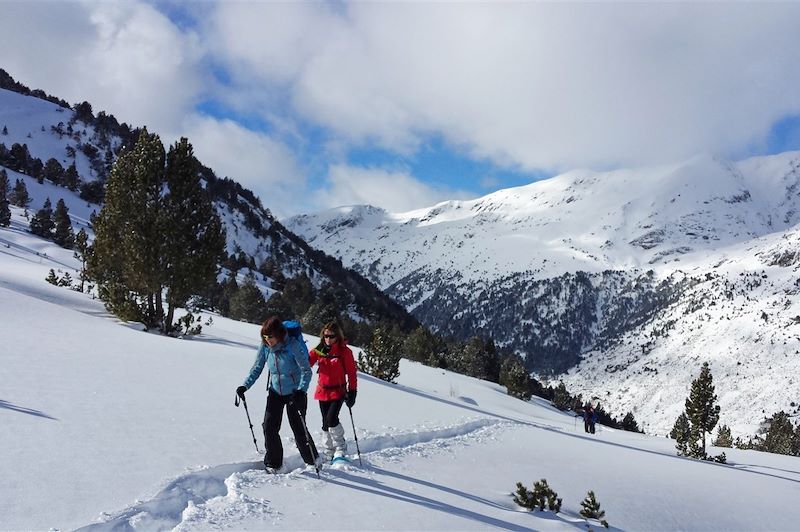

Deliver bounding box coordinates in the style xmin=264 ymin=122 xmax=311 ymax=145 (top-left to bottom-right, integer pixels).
xmin=236 ymin=316 xmax=319 ymax=472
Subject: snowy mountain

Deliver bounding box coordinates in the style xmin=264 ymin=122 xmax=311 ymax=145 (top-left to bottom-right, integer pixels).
xmin=2 ymin=231 xmax=799 ymax=531
xmin=286 ymin=153 xmax=800 ymax=435
xmin=0 ymin=81 xmax=415 ymax=328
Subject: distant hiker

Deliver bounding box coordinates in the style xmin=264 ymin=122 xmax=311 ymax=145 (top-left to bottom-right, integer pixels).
xmin=309 ymin=321 xmax=358 ymax=461
xmin=583 ymin=403 xmax=597 ymax=434
xmin=236 ymin=316 xmax=319 ymax=472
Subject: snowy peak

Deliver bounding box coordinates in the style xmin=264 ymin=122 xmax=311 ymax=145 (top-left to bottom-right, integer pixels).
xmin=287 ymin=152 xmax=800 ymax=289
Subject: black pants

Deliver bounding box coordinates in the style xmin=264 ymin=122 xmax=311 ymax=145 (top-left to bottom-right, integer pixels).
xmin=263 ymin=388 xmax=318 ymax=468
xmin=584 ymin=420 xmax=596 ymax=434
xmin=319 ymin=398 xmax=345 ymax=431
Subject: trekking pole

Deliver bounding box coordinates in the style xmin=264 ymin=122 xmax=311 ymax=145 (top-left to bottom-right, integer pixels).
xmin=295 ymin=403 xmax=320 ymax=479
xmin=235 ymin=393 xmax=261 ymax=453
xmin=347 ymin=405 xmax=363 ymax=466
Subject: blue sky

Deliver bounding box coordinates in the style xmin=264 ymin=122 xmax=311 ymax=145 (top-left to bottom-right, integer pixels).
xmin=2 ymin=1 xmax=800 ymax=217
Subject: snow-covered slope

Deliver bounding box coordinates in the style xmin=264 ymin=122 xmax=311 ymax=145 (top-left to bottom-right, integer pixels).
xmin=2 ymin=229 xmax=799 ymax=531
xmin=0 ymin=85 xmax=415 ymax=326
xmin=286 ymin=153 xmax=800 ymax=435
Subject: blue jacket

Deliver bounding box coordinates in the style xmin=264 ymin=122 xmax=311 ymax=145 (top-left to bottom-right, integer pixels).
xmin=242 ymin=338 xmax=312 ymax=396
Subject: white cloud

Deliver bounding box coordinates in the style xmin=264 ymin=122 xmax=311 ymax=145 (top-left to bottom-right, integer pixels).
xmin=208 ymin=2 xmax=800 ymax=171
xmin=0 ymin=1 xmax=202 ymax=133
xmin=314 ymin=165 xmax=473 ymax=213
xmin=5 ymin=0 xmax=800 ymax=219
xmin=180 ymin=115 xmax=305 ymax=217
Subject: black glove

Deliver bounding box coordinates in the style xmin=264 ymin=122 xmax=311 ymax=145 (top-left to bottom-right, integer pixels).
xmin=289 ymin=390 xmax=306 ymax=406
xmin=236 ymin=386 xmax=247 ymax=400
xmin=345 ymin=389 xmax=357 ymax=408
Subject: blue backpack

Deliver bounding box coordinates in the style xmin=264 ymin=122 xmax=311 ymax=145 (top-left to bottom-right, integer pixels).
xmin=283 ymin=320 xmax=305 ymax=346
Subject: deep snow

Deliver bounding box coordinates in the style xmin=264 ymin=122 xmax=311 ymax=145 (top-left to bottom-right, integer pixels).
xmin=2 ymin=206 xmax=800 ymax=531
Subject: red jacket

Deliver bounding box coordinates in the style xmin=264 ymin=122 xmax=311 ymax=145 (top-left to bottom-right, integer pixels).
xmin=309 ymin=340 xmax=358 ymax=401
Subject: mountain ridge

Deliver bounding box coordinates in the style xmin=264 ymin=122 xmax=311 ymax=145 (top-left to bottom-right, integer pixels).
xmin=287 ymin=152 xmax=800 ymax=435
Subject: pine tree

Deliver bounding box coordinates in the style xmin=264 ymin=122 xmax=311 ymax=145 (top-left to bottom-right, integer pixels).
xmin=403 ymin=325 xmax=439 ymax=363
xmin=29 ymin=198 xmax=54 ymax=238
xmin=499 ymin=355 xmax=532 ymax=400
xmin=160 ymin=137 xmax=225 ymax=333
xmin=671 ymin=412 xmax=691 ymax=456
xmin=551 ymin=382 xmax=572 ymax=410
xmin=228 ymin=274 xmax=268 ymax=324
xmin=763 ymin=411 xmax=795 ymax=455
xmin=63 ymin=162 xmax=80 ymax=191
xmin=89 ymin=128 xmax=166 ymax=326
xmin=45 ymin=269 xmax=59 ymax=285
xmin=43 ymin=157 xmax=65 ymax=185
xmin=0 ymin=168 xmax=10 ymax=227
xmin=58 ymin=271 xmax=73 ymax=287
xmin=684 ymin=362 xmax=720 ymax=458
xmin=359 ymin=326 xmax=401 ymax=383
xmin=713 ymin=424 xmax=733 ymax=448
xmin=9 ymin=178 xmax=30 ymax=208
xmin=52 ymin=199 xmax=74 ymax=248
xmin=621 ymin=412 xmax=641 ymax=433
xmin=579 ymin=491 xmax=609 ymax=528
xmin=73 ymin=228 xmax=89 ymax=292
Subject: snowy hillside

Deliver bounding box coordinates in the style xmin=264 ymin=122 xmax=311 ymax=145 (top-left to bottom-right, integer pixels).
xmin=0 ymin=84 xmax=415 ymax=327
xmin=2 ymin=228 xmax=799 ymax=531
xmin=286 ymin=153 xmax=800 ymax=435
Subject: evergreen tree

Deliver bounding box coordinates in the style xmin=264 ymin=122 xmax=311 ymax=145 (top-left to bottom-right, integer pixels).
xmin=58 ymin=271 xmax=73 ymax=287
xmin=282 ymin=274 xmax=315 ymax=318
xmin=579 ymin=491 xmax=609 ymax=528
xmin=264 ymin=290 xmax=293 ymax=321
xmin=9 ymin=143 xmax=31 ymax=174
xmin=670 ymin=412 xmax=691 ymax=456
xmin=45 ymin=269 xmax=59 ymax=285
xmin=89 ymin=128 xmax=166 ymax=325
xmin=551 ymin=382 xmax=572 ymax=410
xmin=52 ymin=199 xmax=74 ymax=248
xmin=229 ymin=274 xmax=269 ymax=324
xmin=43 ymin=157 xmax=64 ymax=185
xmin=763 ymin=411 xmax=796 ymax=455
xmin=0 ymin=168 xmax=10 ymax=227
xmin=160 ymin=137 xmax=225 ymax=333
xmin=63 ymin=162 xmax=80 ymax=191
xmin=73 ymin=228 xmax=89 ymax=292
xmin=359 ymin=325 xmax=401 ymax=383
xmin=29 ymin=198 xmax=54 ymax=238
xmin=684 ymin=362 xmax=720 ymax=458
xmin=452 ymin=336 xmax=485 ymax=378
xmin=713 ymin=424 xmax=733 ymax=448
xmin=499 ymin=355 xmax=532 ymax=400
xmin=29 ymin=157 xmax=43 ymax=184
xmin=2 ymin=125 xmax=7 ymax=135
xmin=620 ymin=412 xmax=641 ymax=433
xmin=302 ymin=290 xmax=341 ymax=334
xmin=79 ymin=180 xmax=104 ymax=204
xmin=9 ymin=178 xmax=30 ymax=208
xmin=403 ymin=325 xmax=438 ymax=363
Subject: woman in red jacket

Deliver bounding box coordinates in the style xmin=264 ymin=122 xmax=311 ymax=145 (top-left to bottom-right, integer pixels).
xmin=309 ymin=321 xmax=358 ymax=461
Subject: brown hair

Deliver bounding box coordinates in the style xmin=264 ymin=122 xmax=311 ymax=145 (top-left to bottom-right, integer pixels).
xmin=319 ymin=321 xmax=344 ymax=341
xmin=260 ymin=316 xmax=287 ymax=343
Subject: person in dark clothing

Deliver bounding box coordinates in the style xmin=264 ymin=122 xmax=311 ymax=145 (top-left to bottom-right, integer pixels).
xmin=583 ymin=403 xmax=597 ymax=434
xmin=236 ymin=316 xmax=319 ymax=472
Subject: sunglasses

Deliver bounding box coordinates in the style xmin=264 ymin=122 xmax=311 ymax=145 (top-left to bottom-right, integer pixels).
xmin=262 ymin=334 xmax=274 ymax=341
xmin=323 ymin=334 xmax=337 ymax=339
